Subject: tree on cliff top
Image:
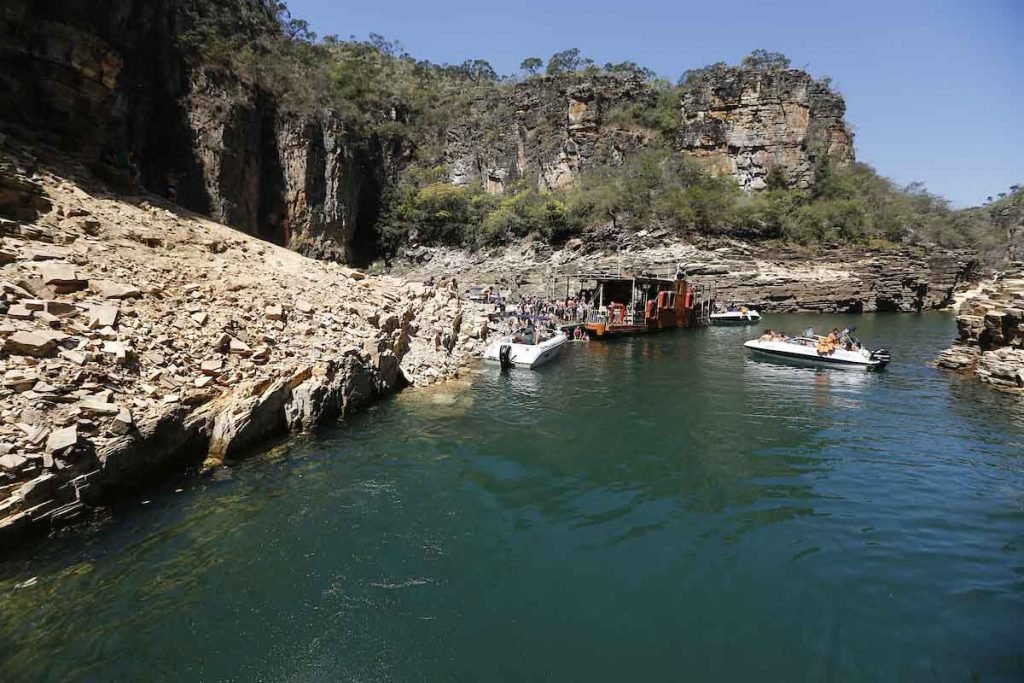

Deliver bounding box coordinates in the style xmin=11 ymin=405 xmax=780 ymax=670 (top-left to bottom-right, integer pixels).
xmin=520 ymin=57 xmax=544 ymax=76
xmin=546 ymin=48 xmax=595 ymax=76
xmin=740 ymin=49 xmax=792 ymax=71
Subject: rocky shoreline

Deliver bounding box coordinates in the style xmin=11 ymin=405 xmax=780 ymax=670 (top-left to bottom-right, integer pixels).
xmin=936 ymin=266 xmax=1024 ymax=392
xmin=396 ymin=231 xmax=978 ymax=314
xmin=0 ymin=150 xmax=484 ymax=550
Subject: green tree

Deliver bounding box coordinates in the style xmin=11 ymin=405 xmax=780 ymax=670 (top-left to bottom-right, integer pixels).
xmin=520 ymin=57 xmax=543 ymax=75
xmin=740 ymin=49 xmax=792 ymax=71
xmin=546 ymin=48 xmax=593 ymax=75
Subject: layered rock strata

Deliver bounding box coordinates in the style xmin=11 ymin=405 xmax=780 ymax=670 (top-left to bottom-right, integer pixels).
xmin=937 ymin=267 xmax=1024 ymax=391
xmin=0 ymin=148 xmax=479 ymax=548
xmin=397 ymin=237 xmax=976 ymax=314
xmin=678 ymin=69 xmax=854 ymax=190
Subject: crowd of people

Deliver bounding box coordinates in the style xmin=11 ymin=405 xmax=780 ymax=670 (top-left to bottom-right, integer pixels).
xmin=503 ymin=295 xmax=593 ymax=323
xmin=472 ymin=288 xmax=598 ymax=345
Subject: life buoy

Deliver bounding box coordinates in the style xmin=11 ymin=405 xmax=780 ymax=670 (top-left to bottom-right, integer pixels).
xmin=684 ymin=291 xmax=693 ymax=309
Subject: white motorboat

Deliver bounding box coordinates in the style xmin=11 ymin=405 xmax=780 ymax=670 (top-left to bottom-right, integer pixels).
xmin=710 ymin=308 xmax=761 ymax=325
xmin=483 ymin=331 xmax=569 ymax=369
xmin=744 ymin=328 xmax=891 ymax=370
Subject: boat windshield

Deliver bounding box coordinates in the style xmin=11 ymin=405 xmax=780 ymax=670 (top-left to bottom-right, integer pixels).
xmin=787 ymin=337 xmax=819 ymax=347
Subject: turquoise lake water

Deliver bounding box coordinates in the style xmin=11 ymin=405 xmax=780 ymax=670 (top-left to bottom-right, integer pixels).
xmin=1 ymin=313 xmax=1022 ymax=681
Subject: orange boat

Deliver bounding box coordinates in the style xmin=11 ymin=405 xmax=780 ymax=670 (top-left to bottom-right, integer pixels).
xmin=583 ymin=276 xmax=706 ymax=338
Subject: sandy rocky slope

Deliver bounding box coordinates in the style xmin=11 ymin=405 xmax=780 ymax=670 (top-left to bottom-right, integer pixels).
xmin=0 ymin=148 xmax=485 ymax=548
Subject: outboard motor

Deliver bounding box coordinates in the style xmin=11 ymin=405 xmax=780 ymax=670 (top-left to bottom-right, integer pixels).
xmin=870 ymin=348 xmax=892 ymax=367
xmin=498 ymin=344 xmax=513 ymax=371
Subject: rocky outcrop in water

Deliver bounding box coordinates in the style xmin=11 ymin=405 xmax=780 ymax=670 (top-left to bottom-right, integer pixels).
xmin=937 ymin=267 xmax=1024 ymax=391
xmin=706 ymin=248 xmax=975 ymax=313
xmin=0 ymin=144 xmax=478 ymax=548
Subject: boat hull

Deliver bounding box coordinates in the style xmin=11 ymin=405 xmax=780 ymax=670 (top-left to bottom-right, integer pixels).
xmin=744 ymin=340 xmax=887 ymax=370
xmin=710 ymin=314 xmax=761 ymax=326
xmin=483 ymin=333 xmax=568 ymax=369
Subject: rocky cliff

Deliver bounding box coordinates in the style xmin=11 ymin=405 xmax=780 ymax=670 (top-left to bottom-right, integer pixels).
xmin=441 ymin=67 xmax=853 ymax=195
xmin=678 ymin=69 xmax=854 ymax=190
xmin=443 ymin=73 xmax=655 ymax=192
xmin=0 ymin=0 xmax=387 ymax=265
xmin=937 ymin=267 xmax=1024 ymax=391
xmin=0 ymin=1 xmax=858 ymax=265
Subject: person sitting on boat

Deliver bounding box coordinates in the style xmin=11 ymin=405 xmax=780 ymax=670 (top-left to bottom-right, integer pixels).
xmin=772 ymin=330 xmax=787 ymax=341
xmin=523 ymin=321 xmax=537 ymax=345
xmin=817 ymin=329 xmax=839 ymax=356
xmin=759 ymin=329 xmax=775 ymax=342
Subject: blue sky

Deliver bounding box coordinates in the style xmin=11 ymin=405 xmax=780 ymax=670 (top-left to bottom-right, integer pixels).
xmin=284 ymin=0 xmax=1023 ymax=207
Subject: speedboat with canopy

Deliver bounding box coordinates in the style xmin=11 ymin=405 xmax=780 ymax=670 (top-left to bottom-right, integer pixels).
xmin=483 ymin=317 xmax=569 ymax=369
xmin=744 ymin=327 xmax=891 ymax=370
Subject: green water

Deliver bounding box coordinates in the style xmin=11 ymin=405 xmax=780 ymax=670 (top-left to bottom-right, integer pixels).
xmin=1 ymin=313 xmax=1023 ymax=681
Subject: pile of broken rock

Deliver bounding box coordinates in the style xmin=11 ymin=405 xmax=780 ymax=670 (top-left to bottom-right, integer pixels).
xmin=0 ymin=156 xmax=477 ymax=546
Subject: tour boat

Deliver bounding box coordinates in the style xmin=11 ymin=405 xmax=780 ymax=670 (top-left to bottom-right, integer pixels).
xmin=483 ymin=331 xmax=569 ymax=369
xmin=580 ymin=275 xmax=711 ymax=338
xmin=710 ymin=308 xmax=761 ymax=325
xmin=744 ymin=329 xmax=891 ymax=370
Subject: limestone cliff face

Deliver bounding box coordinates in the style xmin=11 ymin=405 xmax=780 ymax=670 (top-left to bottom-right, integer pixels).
xmin=678 ymin=69 xmax=854 ymax=190
xmin=443 ymin=74 xmax=654 ymax=193
xmin=184 ymin=71 xmax=386 ymax=262
xmin=442 ymin=68 xmax=853 ymax=195
xmin=0 ymin=0 xmax=386 ymax=264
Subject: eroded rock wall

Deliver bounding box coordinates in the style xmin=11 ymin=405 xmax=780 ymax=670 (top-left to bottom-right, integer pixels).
xmin=0 ymin=149 xmax=475 ymax=548
xmin=443 ymin=74 xmax=654 ymax=193
xmin=937 ymin=267 xmax=1024 ymax=391
xmin=678 ymin=69 xmax=854 ymax=190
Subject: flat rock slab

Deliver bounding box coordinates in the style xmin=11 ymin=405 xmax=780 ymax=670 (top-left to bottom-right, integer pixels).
xmin=88 ymin=305 xmax=119 ymax=329
xmin=46 ymin=426 xmax=78 ymax=455
xmin=3 ymin=331 xmax=57 ymax=357
xmin=90 ymin=280 xmax=142 ymax=300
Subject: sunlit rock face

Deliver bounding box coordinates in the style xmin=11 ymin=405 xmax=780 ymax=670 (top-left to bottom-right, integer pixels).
xmin=678 ymin=68 xmax=854 ymax=191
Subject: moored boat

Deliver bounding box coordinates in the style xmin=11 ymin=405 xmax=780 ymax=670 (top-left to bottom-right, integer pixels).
xmin=744 ymin=328 xmax=891 ymax=370
xmin=580 ymin=275 xmax=709 ymax=338
xmin=710 ymin=308 xmax=761 ymax=325
xmin=483 ymin=330 xmax=569 ymax=369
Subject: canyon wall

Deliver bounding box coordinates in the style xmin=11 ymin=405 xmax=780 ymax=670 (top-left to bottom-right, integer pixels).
xmin=0 ymin=1 xmax=857 ymax=265
xmin=0 ymin=0 xmax=385 ymax=264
